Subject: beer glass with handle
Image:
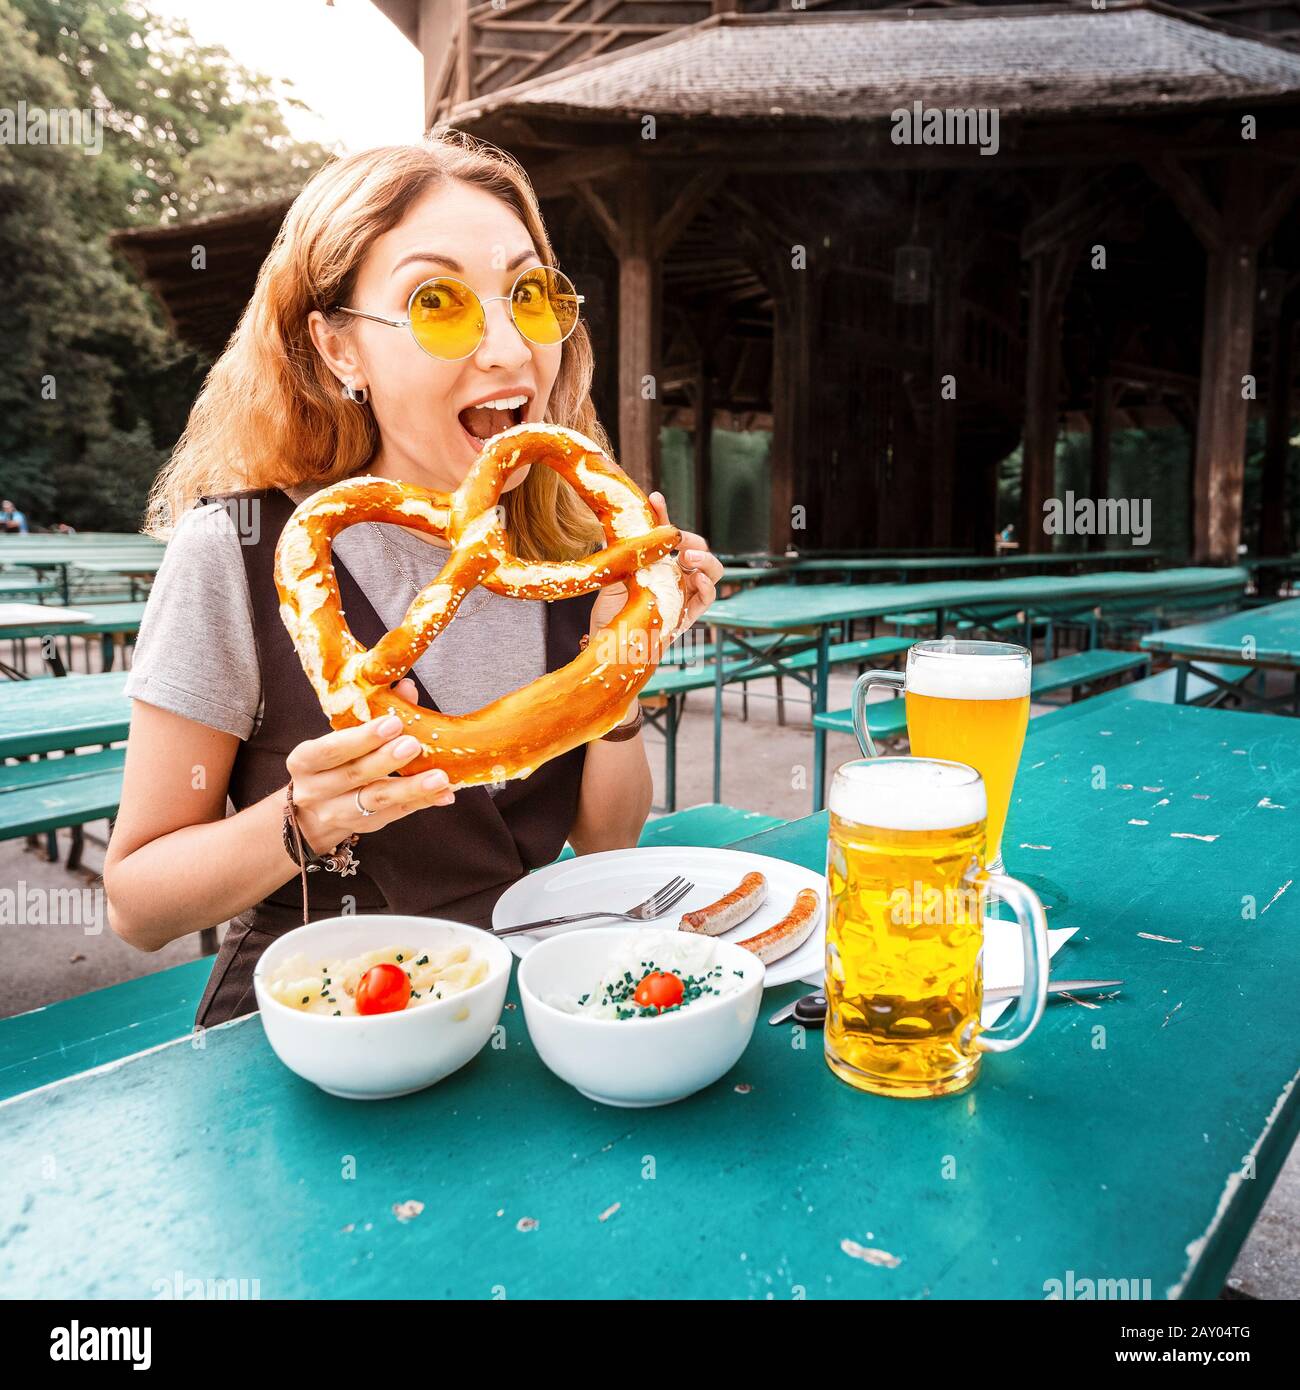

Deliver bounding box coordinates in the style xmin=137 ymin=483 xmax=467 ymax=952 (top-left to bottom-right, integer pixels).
xmin=825 ymin=756 xmax=1050 ymax=1098
xmin=852 ymin=639 xmax=1031 ymax=872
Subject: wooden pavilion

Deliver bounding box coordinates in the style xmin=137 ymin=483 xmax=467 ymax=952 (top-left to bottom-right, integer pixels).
xmin=114 ymin=1 xmax=1300 ymax=562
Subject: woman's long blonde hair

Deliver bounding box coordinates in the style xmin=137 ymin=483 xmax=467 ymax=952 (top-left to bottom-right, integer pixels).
xmin=145 ymin=133 xmax=607 ymax=561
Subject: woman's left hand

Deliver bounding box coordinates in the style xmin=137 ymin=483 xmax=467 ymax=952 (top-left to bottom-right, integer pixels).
xmin=587 ymin=491 xmax=724 ymax=657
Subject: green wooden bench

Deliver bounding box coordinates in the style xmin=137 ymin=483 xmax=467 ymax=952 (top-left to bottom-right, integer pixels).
xmin=0 ymin=673 xmax=130 ymax=867
xmin=811 ymin=649 xmax=1152 ymax=780
xmin=1026 ymin=647 xmax=1151 ymax=701
xmin=641 ymin=634 xmax=912 ymax=810
xmin=1030 ymin=662 xmax=1259 ymax=731
xmin=0 ymin=747 xmax=125 ymax=869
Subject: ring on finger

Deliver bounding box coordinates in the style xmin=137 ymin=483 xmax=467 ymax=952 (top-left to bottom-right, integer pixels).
xmin=355 ymin=787 xmax=377 ymax=818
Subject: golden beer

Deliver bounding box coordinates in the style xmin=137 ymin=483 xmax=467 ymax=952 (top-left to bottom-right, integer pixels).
xmin=825 ymin=758 xmax=989 ymax=1098
xmin=904 ymin=642 xmax=1030 ymax=870
xmin=853 ymin=640 xmax=1031 ymax=871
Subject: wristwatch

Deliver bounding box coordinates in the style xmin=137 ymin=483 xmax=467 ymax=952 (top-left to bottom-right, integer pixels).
xmin=600 ymin=703 xmax=644 ymax=742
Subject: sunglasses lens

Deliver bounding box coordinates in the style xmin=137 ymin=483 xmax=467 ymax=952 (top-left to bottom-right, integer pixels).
xmin=408 ymin=278 xmax=484 ymax=359
xmin=511 ymin=267 xmax=580 ymax=346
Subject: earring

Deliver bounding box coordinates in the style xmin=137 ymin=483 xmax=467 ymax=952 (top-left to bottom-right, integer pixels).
xmin=341 ymin=380 xmax=369 ymax=404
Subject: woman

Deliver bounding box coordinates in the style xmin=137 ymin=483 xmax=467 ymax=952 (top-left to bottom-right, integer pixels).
xmin=104 ymin=135 xmax=723 ymax=1028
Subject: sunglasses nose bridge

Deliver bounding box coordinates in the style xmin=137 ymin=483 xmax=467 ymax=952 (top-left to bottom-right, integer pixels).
xmin=475 ymin=291 xmax=533 ymax=359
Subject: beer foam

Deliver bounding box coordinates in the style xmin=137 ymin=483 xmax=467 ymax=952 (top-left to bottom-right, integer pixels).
xmin=908 ymin=647 xmax=1030 ymax=701
xmin=829 ymin=757 xmax=987 ymax=831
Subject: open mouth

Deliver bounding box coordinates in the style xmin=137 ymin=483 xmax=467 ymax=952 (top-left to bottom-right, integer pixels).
xmin=458 ymin=393 xmax=530 ymax=449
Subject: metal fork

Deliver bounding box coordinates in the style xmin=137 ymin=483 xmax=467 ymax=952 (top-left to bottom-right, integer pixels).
xmin=493 ymin=876 xmax=695 ymax=938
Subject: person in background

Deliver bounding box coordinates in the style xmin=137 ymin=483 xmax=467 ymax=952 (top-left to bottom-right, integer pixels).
xmin=1 ymin=500 xmax=29 ymax=534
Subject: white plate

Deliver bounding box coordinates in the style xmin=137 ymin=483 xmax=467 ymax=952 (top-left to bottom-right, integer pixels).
xmin=492 ymin=846 xmax=825 ymax=988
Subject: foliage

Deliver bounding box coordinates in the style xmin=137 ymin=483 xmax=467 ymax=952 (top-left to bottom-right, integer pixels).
xmin=0 ymin=0 xmax=334 ymax=531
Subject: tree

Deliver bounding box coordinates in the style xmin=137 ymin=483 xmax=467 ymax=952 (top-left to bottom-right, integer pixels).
xmin=0 ymin=0 xmax=335 ymax=531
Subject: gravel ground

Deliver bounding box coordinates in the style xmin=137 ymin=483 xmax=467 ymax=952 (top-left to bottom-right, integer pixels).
xmin=0 ymin=665 xmax=1294 ymax=1297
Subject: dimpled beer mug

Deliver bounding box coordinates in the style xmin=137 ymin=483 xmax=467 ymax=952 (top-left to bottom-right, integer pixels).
xmin=824 ymin=757 xmax=1049 ymax=1098
xmin=853 ymin=639 xmax=1031 ymax=872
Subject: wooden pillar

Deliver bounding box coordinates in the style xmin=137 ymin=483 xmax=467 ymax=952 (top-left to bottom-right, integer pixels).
xmin=1260 ymin=306 xmax=1294 ymax=564
xmin=1145 ymin=158 xmax=1300 ymax=563
xmin=691 ymin=357 xmax=713 ymax=539
xmin=1020 ymin=248 xmax=1070 ymax=553
xmin=931 ymin=257 xmax=960 ymax=549
xmin=454 ymin=0 xmax=472 ymax=105
xmin=1192 ymin=233 xmax=1257 ymax=564
xmin=769 ymin=262 xmax=817 ymax=555
xmin=1090 ymin=376 xmax=1113 ymax=550
xmin=616 ymin=176 xmax=661 ymax=493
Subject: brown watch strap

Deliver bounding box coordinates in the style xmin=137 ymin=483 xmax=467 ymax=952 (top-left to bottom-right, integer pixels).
xmin=600 ymin=704 xmax=644 ymax=741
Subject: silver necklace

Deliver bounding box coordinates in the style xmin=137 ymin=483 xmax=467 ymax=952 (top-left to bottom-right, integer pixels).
xmin=371 ymin=522 xmax=492 ymax=619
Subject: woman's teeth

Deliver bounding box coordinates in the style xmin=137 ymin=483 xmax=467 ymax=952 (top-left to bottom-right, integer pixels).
xmin=459 ymin=398 xmax=527 ymax=441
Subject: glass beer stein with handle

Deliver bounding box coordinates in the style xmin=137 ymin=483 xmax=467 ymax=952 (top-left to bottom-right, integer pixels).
xmin=853 ymin=639 xmax=1031 ymax=872
xmin=824 ymin=757 xmax=1049 ymax=1098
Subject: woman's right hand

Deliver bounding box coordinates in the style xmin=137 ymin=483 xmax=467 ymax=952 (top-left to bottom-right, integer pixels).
xmin=284 ymin=679 xmax=454 ymax=856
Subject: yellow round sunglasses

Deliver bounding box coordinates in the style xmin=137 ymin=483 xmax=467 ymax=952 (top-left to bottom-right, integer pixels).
xmin=333 ymin=265 xmax=583 ymax=362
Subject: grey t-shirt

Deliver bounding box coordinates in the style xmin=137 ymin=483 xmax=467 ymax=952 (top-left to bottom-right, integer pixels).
xmin=124 ymin=481 xmax=548 ymax=796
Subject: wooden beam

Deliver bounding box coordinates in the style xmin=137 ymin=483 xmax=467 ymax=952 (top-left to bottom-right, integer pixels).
xmin=1019 ymin=242 xmax=1075 ymax=553
xmin=530 ymin=147 xmax=633 ymax=198
xmin=691 ymin=356 xmax=713 ymax=540
xmin=1090 ymin=376 xmax=1114 ymax=548
xmin=1157 ymin=159 xmax=1271 ymax=563
xmin=1257 ymin=163 xmax=1300 ymax=242
xmin=455 ymin=0 xmax=472 ymax=106
xmin=616 ymin=175 xmax=660 ymax=493
xmin=768 ymin=260 xmax=818 ymax=556
xmin=1021 ymin=170 xmax=1129 ymax=260
xmin=1259 ymin=308 xmax=1295 ymax=566
xmin=654 ymin=169 xmax=722 ymax=258
xmin=1145 ymin=156 xmax=1224 ymax=250
xmin=572 ymin=182 xmax=623 ymax=257
xmin=931 ymin=253 xmax=960 ymax=549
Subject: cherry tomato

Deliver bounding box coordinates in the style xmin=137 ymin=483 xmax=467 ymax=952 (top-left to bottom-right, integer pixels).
xmin=355 ymin=963 xmax=412 ymax=1016
xmin=633 ymin=970 xmax=684 ymax=1012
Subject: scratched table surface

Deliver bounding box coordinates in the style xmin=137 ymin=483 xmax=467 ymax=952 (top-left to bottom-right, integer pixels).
xmin=1 ymin=699 xmax=1297 ymax=1300
xmin=1141 ymin=598 xmax=1300 ymax=670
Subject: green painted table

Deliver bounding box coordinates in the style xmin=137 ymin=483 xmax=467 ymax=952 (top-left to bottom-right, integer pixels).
xmin=0 ymin=601 xmax=145 ymax=676
xmin=1141 ymin=599 xmax=1300 ymax=714
xmin=0 ymin=670 xmax=130 ymax=756
xmin=707 ymin=567 xmax=1248 ymax=809
xmin=720 ymin=551 xmax=1162 ymax=590
xmin=0 ymin=700 xmax=1295 ymax=1299
xmin=3 ymin=543 xmax=163 ymax=603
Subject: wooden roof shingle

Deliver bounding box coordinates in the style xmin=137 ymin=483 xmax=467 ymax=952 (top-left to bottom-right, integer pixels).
xmin=451 ymin=2 xmax=1300 ymax=126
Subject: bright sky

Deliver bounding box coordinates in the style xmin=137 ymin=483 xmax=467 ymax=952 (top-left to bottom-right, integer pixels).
xmin=147 ymin=0 xmax=425 ymax=152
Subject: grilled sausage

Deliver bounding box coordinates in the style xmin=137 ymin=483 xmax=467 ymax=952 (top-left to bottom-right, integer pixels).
xmin=735 ymin=888 xmax=822 ymax=964
xmin=680 ymin=871 xmax=768 ymax=935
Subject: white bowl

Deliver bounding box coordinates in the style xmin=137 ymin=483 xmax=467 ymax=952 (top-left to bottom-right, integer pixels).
xmin=253 ymin=915 xmax=511 ymax=1100
xmin=516 ymin=927 xmax=765 ymax=1108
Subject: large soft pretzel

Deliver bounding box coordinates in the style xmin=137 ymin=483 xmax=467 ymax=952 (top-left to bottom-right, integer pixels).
xmin=274 ymin=422 xmax=689 ymax=789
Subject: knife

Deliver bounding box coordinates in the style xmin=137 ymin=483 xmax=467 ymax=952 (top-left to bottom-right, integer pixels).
xmin=766 ymin=978 xmax=1124 ymax=1028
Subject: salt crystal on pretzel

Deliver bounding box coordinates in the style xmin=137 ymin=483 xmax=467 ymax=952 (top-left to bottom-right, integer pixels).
xmin=274 ymin=422 xmax=689 ymax=790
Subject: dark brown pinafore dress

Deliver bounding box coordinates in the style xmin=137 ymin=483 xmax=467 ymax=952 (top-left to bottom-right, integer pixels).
xmin=191 ymin=487 xmax=596 ymax=1029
